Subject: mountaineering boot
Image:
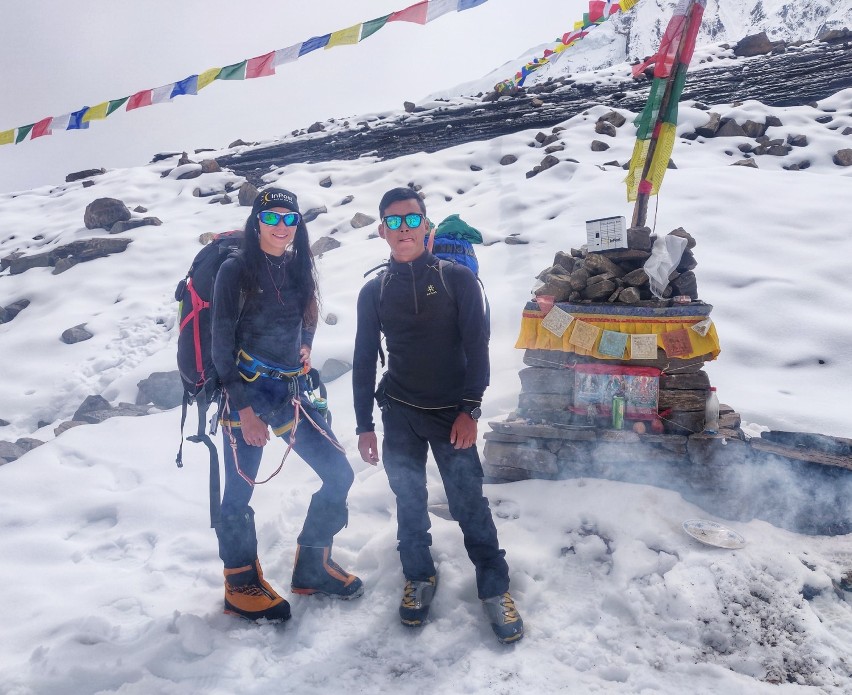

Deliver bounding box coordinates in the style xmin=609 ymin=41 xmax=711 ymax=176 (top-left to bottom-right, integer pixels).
xmin=290 ymin=545 xmax=364 ymax=599
xmin=482 ymin=592 xmax=524 ymax=644
xmin=399 ymin=575 xmax=438 ymax=627
xmin=223 ymin=559 xmax=291 ymax=622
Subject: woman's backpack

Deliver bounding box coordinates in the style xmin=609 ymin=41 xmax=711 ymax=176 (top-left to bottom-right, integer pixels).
xmin=174 ymin=229 xmax=244 ymax=526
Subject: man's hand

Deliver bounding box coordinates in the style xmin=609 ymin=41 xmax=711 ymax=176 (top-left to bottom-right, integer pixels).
xmin=450 ymin=413 xmax=477 ymax=449
xmin=239 ymin=407 xmax=270 ymax=447
xmin=358 ymin=432 xmax=380 ymax=465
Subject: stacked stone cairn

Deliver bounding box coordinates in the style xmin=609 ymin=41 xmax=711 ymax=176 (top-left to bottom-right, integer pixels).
xmin=481 ymin=227 xmax=852 ymax=534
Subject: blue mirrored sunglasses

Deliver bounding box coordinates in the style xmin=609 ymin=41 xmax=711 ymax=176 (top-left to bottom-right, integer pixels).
xmin=258 ymin=210 xmax=301 ymax=227
xmin=382 ymin=213 xmax=424 ymax=230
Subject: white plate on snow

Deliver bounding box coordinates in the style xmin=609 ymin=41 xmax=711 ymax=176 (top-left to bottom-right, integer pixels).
xmin=682 ymin=519 xmax=745 ymax=549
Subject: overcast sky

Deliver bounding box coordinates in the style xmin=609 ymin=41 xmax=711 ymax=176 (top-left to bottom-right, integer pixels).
xmin=0 ymin=0 xmax=588 ymax=193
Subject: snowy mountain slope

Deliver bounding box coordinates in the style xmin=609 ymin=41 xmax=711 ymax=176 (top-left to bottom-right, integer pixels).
xmin=440 ymin=0 xmax=852 ymax=97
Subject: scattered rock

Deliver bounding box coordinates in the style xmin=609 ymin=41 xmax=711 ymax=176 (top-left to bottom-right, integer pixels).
xmin=0 ymin=299 xmax=29 ymax=322
xmin=0 ymin=441 xmax=27 ymax=464
xmin=133 ymin=206 xmax=148 ymax=213
xmin=732 ymin=159 xmax=759 ymax=168
xmin=66 ymin=168 xmax=106 ymax=183
xmin=539 ymin=155 xmax=560 ymax=171
xmin=599 ymin=111 xmax=627 ymax=128
xmin=350 ymin=213 xmax=377 ymax=229
xmin=84 ymin=198 xmax=131 ymax=230
xmin=733 ymin=32 xmax=777 ymax=58
xmin=110 ymin=217 xmax=162 ymax=234
xmin=505 ymin=236 xmax=529 ymax=245
xmin=833 ymin=149 xmax=852 ymax=167
xmin=61 ymin=324 xmax=94 ymax=344
xmin=320 ymin=358 xmax=352 ymax=383
xmin=307 ymin=122 xmax=325 ymax=134
xmin=54 ymin=421 xmax=86 ymax=436
xmin=695 ymin=112 xmax=721 ymax=138
xmin=500 ymin=154 xmax=518 ymax=165
xmin=15 ymin=437 xmax=43 ymax=454
xmin=303 ymin=206 xmax=328 ymax=223
xmin=545 ymin=144 xmax=565 ymax=154
xmin=311 ymin=236 xmax=342 ymax=255
xmin=324 ymin=313 xmax=338 ymax=326
xmin=151 ymin=152 xmax=181 ymax=163
xmin=594 ymin=121 xmax=617 ymax=137
xmin=335 ymin=195 xmax=354 ymax=207
xmin=741 ymin=120 xmax=767 ymax=138
xmin=238 ymin=182 xmax=259 ymax=206
xmin=200 ymin=159 xmax=221 ymax=174
xmin=531 ymin=98 xmax=544 ymax=107
xmin=136 ymin=371 xmax=184 ymax=409
xmin=228 ymin=139 xmax=253 ymax=148
xmin=403 ymin=101 xmax=416 ymax=113
xmin=470 ymin=164 xmax=483 ymax=172
xmin=176 ymin=165 xmax=203 ymax=180
xmin=715 ymin=119 xmax=748 ymax=138
xmin=319 ymin=176 xmax=333 ymax=188
xmin=590 ymin=140 xmax=610 ymax=151
xmin=5 ymin=238 xmax=132 ymax=275
xmin=177 ymin=152 xmax=193 ymax=166
xmin=73 ymin=395 xmax=111 ymax=421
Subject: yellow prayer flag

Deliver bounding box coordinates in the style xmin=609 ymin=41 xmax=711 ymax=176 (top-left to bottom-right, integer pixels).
xmin=0 ymin=129 xmax=14 ymax=145
xmin=197 ymin=68 xmax=221 ymax=91
xmin=645 ymin=122 xmax=677 ymax=191
xmin=625 ymin=139 xmax=651 ymax=202
xmin=619 ymin=0 xmax=639 ymax=12
xmin=574 ymin=20 xmax=584 ymax=30
xmin=82 ymin=102 xmax=110 ymax=122
xmin=327 ymin=24 xmax=361 ymax=48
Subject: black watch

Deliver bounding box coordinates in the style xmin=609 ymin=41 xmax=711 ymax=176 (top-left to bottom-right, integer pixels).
xmin=459 ymin=404 xmax=482 ymax=421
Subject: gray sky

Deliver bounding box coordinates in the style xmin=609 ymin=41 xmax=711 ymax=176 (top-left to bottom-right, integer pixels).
xmin=0 ymin=0 xmax=587 ymax=192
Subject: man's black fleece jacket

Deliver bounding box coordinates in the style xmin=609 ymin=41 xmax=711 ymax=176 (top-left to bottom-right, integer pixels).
xmin=352 ymin=251 xmax=489 ymax=434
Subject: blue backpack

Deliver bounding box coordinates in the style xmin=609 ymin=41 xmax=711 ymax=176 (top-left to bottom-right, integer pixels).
xmin=430 ymin=214 xmax=482 ymax=275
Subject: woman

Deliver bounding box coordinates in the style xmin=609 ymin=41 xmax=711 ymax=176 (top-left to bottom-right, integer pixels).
xmin=211 ymin=187 xmax=362 ymax=623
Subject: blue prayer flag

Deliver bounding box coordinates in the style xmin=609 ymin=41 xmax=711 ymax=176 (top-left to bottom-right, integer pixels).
xmin=299 ymin=34 xmax=331 ymax=56
xmin=67 ymin=107 xmax=90 ymax=130
xmin=171 ymin=75 xmax=199 ymax=98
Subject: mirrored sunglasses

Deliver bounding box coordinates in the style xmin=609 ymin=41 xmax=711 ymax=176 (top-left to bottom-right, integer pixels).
xmin=258 ymin=210 xmax=301 ymax=227
xmin=382 ymin=213 xmax=424 ymax=231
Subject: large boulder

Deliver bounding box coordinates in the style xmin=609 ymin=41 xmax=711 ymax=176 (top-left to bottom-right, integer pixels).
xmin=136 ymin=371 xmax=184 ymax=409
xmin=733 ymin=32 xmax=777 ymax=58
xmin=84 ymin=198 xmax=130 ymax=230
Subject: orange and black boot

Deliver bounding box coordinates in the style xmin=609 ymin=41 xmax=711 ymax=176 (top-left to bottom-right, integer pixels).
xmin=291 ymin=545 xmax=364 ymax=599
xmin=224 ymin=559 xmax=291 ymax=622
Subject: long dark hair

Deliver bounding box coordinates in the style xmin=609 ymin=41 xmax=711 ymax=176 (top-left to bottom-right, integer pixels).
xmin=240 ymin=209 xmax=319 ymax=327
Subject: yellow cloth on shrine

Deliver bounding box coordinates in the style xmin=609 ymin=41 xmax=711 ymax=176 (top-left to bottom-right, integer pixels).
xmin=515 ymin=307 xmax=721 ymax=361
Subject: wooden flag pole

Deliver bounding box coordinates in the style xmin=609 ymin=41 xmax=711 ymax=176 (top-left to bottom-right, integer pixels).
xmin=631 ymin=0 xmax=699 ymax=228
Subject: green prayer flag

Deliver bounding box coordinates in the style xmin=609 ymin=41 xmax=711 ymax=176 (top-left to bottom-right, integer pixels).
xmin=360 ymin=15 xmax=390 ymax=40
xmin=661 ymin=65 xmax=689 ymax=124
xmin=15 ymin=124 xmax=34 ymax=144
xmin=634 ymin=78 xmax=666 ymax=140
xmin=107 ymin=97 xmax=130 ymax=116
xmin=218 ymin=60 xmax=247 ymax=80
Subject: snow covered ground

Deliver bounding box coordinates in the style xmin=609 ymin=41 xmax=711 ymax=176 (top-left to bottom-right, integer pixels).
xmin=1 ymin=79 xmax=851 ymax=692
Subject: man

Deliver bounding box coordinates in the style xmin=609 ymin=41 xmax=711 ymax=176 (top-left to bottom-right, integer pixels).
xmin=352 ymin=187 xmax=524 ymax=644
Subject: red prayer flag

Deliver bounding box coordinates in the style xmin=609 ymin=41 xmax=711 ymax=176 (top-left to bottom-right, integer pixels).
xmin=246 ymin=52 xmax=276 ymax=79
xmin=126 ymin=90 xmax=153 ymax=111
xmin=30 ymin=117 xmax=53 ymax=139
xmin=389 ymin=1 xmax=428 ymax=24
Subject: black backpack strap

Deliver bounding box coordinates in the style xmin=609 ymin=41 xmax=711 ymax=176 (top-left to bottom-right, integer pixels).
xmin=437 ymin=259 xmax=491 ymax=326
xmin=175 ymin=389 xmax=222 ymax=528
